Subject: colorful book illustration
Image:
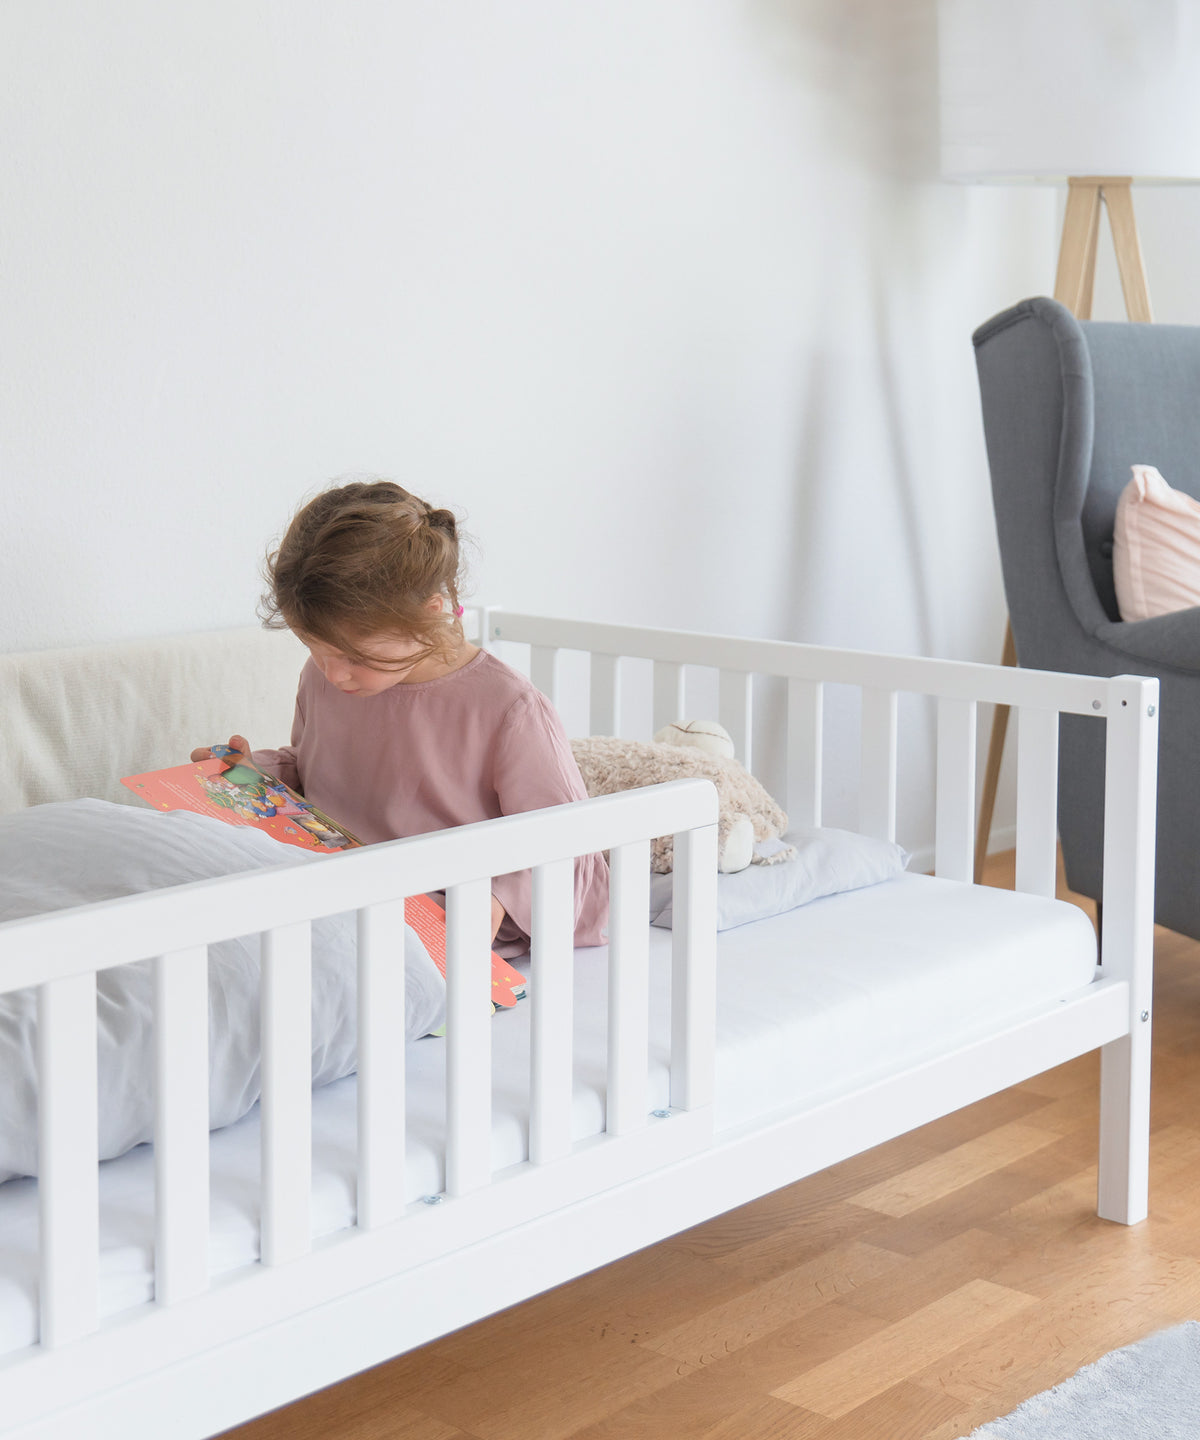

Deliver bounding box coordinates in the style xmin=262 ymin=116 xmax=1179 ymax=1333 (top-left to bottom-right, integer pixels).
xmin=121 ymin=754 xmax=526 ymax=1011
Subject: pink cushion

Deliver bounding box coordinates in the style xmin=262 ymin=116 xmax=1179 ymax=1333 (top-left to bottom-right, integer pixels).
xmin=1112 ymin=465 xmax=1200 ymax=621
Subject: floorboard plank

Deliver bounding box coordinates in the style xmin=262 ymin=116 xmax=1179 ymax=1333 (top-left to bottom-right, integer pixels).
xmin=641 ymin=1240 xmax=909 ymax=1365
xmin=770 ymin=1279 xmax=1037 ymax=1418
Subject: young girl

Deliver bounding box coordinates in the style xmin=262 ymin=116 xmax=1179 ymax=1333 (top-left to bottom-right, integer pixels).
xmin=192 ymin=480 xmax=609 ymax=957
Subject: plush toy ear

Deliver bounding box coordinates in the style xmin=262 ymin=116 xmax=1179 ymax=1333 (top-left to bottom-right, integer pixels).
xmin=654 ymin=719 xmax=735 ymax=760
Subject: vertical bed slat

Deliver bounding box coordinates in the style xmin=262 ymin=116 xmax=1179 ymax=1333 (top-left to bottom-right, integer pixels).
xmin=37 ymin=973 xmax=99 ymax=1348
xmin=154 ymin=946 xmax=210 ymax=1304
xmin=1015 ymin=706 xmax=1059 ymax=898
xmin=260 ymin=922 xmax=312 ymax=1266
xmin=935 ymin=698 xmax=977 ymax=883
xmin=530 ymin=645 xmax=559 ymax=706
xmin=529 ymin=859 xmax=575 ymax=1164
xmin=860 ymin=687 xmax=899 ymax=842
xmin=652 ymin=661 xmax=686 ymax=735
xmin=590 ymin=653 xmax=622 ymax=736
xmin=787 ymin=678 xmax=823 ymax=829
xmin=357 ymin=901 xmax=407 ymax=1230
xmin=445 ymin=879 xmax=494 ymax=1196
xmin=607 ymin=840 xmax=650 ymax=1135
xmin=719 ymin=671 xmax=753 ymax=770
xmin=669 ymin=825 xmax=718 ymax=1112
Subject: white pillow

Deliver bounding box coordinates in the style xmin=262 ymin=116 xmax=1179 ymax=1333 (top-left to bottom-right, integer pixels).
xmin=648 ymin=827 xmax=909 ymax=931
xmin=0 ymin=799 xmax=446 ymax=1182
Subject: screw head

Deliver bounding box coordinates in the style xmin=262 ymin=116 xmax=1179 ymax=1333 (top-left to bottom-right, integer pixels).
xmin=421 ymin=1193 xmax=444 ymax=1206
xmin=1148 ymin=705 xmax=1157 ymax=717
xmin=651 ymin=1108 xmax=672 ymax=1119
xmin=1141 ymin=1010 xmax=1150 ymax=1023
xmin=1092 ymin=699 xmax=1102 ymax=711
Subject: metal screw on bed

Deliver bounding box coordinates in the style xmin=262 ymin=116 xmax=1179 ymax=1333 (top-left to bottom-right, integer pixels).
xmin=421 ymin=1194 xmax=444 ymax=1206
xmin=1142 ymin=1011 xmax=1150 ymax=1022
xmin=652 ymin=1109 xmax=672 ymax=1119
xmin=1149 ymin=705 xmax=1157 ymax=717
xmin=1092 ymin=699 xmax=1102 ymax=710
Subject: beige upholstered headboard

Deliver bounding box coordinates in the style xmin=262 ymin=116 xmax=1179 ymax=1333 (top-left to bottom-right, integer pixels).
xmin=0 ymin=627 xmax=308 ymax=814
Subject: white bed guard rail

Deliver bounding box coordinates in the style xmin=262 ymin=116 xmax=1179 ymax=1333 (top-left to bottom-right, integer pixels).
xmin=486 ymin=609 xmax=1159 ymax=1223
xmin=0 ymin=779 xmax=717 ymax=1424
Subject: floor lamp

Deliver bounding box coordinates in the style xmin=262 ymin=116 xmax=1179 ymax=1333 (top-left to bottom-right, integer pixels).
xmin=937 ymin=0 xmax=1199 ymax=881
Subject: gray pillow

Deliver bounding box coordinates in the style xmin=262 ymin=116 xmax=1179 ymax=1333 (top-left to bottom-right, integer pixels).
xmin=0 ymin=799 xmax=446 ymax=1181
xmin=649 ymin=827 xmax=909 ymax=931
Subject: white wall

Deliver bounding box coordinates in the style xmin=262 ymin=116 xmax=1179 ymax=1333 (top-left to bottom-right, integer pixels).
xmin=2 ymin=1 xmax=1070 ymax=850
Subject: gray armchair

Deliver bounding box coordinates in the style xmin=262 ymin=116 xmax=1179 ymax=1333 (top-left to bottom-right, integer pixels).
xmin=974 ymin=296 xmax=1200 ymax=940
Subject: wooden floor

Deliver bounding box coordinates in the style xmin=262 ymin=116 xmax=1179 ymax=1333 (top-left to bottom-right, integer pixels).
xmin=227 ymin=853 xmax=1200 ymax=1440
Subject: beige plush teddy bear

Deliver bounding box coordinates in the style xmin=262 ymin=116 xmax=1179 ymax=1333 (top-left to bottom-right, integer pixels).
xmin=569 ymin=720 xmax=793 ymax=874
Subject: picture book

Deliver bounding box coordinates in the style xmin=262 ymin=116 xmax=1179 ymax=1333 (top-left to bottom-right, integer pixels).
xmin=121 ymin=753 xmax=526 ymax=1011
xmin=122 ymin=754 xmax=359 ymax=854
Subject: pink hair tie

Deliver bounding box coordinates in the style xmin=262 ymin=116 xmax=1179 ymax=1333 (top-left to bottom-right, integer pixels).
xmin=453 ymin=604 xmax=464 ymax=617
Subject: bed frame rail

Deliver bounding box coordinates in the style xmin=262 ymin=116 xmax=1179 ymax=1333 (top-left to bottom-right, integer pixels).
xmin=489 ymin=611 xmax=1155 ymax=890
xmin=0 ymin=612 xmax=1160 ymax=1437
xmin=488 ymin=610 xmax=1159 ymax=1226
xmin=0 ymin=779 xmax=718 ymax=1375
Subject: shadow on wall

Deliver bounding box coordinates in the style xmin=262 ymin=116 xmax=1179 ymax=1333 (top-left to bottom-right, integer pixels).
xmin=781 ymin=349 xmax=835 ymax=639
xmin=869 ymin=242 xmax=937 ymax=660
xmin=765 ymin=0 xmax=941 ymax=656
xmin=754 ymin=0 xmax=947 ymax=840
xmin=779 ymin=293 xmax=937 ymax=661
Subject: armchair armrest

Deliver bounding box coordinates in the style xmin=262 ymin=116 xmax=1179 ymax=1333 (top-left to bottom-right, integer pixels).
xmin=1094 ymin=608 xmax=1200 ymax=675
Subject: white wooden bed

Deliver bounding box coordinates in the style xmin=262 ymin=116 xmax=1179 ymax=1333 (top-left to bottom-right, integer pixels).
xmin=0 ymin=609 xmax=1158 ymax=1439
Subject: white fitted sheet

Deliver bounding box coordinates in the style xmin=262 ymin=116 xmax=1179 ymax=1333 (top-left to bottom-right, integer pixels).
xmin=0 ymin=874 xmax=1096 ymax=1355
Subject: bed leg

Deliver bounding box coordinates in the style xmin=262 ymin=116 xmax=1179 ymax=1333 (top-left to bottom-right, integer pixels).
xmin=1094 ymin=676 xmax=1156 ymax=1227
xmin=1097 ymin=1029 xmax=1150 ymax=1225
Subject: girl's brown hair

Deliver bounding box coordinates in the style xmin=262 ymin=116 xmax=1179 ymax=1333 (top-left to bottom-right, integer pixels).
xmin=260 ymin=481 xmax=466 ymax=671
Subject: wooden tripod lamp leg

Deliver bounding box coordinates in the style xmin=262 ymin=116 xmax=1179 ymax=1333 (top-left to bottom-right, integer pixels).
xmin=1055 ymin=180 xmax=1103 ymax=318
xmin=1103 ymin=181 xmax=1154 ymax=323
xmin=974 ymin=622 xmax=1018 ymax=883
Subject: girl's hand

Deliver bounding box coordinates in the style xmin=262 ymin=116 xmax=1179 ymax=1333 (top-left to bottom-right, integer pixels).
xmin=190 ymin=734 xmax=252 ymax=764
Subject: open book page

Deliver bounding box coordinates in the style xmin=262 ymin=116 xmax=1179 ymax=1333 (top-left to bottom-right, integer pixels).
xmin=123 ymin=756 xmax=359 ymax=852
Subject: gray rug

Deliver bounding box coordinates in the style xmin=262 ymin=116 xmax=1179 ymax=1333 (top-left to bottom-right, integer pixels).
xmin=966 ymin=1322 xmax=1200 ymax=1439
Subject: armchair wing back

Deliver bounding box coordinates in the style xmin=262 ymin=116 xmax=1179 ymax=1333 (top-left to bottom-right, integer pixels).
xmin=975 ymin=296 xmax=1200 ymax=939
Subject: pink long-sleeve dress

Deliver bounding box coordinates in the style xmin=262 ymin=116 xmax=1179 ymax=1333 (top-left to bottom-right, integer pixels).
xmin=253 ymin=649 xmax=609 ymax=958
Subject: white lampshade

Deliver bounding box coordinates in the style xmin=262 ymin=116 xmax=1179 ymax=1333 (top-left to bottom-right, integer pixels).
xmin=939 ymin=0 xmax=1200 ymax=181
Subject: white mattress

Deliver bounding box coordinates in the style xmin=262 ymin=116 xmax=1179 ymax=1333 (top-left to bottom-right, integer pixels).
xmin=0 ymin=874 xmax=1096 ymax=1356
